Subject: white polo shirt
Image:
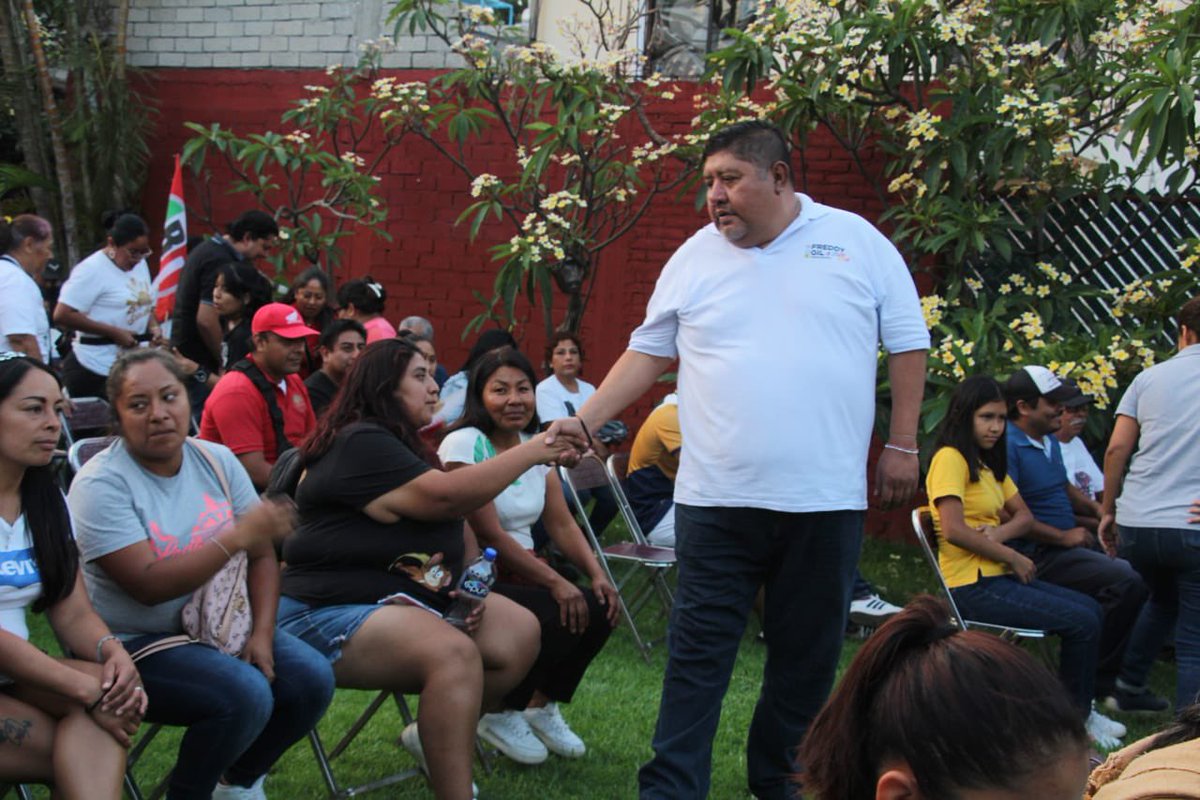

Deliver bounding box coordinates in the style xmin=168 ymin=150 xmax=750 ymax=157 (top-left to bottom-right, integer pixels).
xmin=0 ymin=255 xmax=51 ymax=361
xmin=627 ymin=193 xmax=929 ymax=512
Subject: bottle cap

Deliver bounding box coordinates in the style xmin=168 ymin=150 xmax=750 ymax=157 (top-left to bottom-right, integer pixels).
xmin=483 ymin=547 xmax=497 ymax=561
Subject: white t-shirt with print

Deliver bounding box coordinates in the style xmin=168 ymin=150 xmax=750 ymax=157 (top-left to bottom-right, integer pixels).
xmin=536 ymin=375 xmax=595 ymax=423
xmin=438 ymin=427 xmax=549 ymax=550
xmin=59 ymin=249 xmax=154 ymax=376
xmin=1059 ymin=436 xmax=1104 ymax=500
xmin=0 ymin=256 xmax=52 ymax=361
xmin=627 ymin=193 xmax=930 ymax=512
xmin=0 ymin=514 xmax=41 ymax=641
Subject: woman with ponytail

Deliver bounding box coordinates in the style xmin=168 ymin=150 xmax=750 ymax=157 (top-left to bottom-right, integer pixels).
xmin=799 ymin=595 xmax=1091 ymax=800
xmin=0 ymin=354 xmax=146 ymax=798
xmin=336 ymin=275 xmax=395 ymax=344
xmin=53 ymin=211 xmax=155 ymax=398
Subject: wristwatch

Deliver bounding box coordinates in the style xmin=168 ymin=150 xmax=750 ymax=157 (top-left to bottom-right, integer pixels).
xmin=192 ymin=368 xmax=209 ymax=385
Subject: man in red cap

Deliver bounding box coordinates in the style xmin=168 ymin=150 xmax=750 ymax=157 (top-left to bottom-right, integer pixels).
xmin=199 ymin=302 xmax=319 ymax=489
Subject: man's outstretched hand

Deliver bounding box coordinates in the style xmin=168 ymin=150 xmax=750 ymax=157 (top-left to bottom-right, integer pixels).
xmin=543 ymin=417 xmax=592 ymax=467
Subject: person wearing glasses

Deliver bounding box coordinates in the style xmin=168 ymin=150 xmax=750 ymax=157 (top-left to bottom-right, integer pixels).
xmin=53 ymin=211 xmax=156 ymax=398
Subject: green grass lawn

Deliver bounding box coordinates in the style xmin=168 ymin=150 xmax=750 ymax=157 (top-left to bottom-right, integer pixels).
xmin=25 ymin=535 xmax=1178 ymax=799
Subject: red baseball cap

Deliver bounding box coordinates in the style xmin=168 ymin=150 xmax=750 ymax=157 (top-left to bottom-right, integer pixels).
xmin=251 ymin=303 xmax=320 ymax=339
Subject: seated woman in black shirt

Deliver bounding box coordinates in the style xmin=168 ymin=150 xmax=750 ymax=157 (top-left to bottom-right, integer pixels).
xmin=278 ymin=339 xmax=575 ymax=800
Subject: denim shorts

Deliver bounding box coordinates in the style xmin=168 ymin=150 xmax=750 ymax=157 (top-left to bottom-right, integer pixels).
xmin=276 ymin=595 xmax=384 ymax=665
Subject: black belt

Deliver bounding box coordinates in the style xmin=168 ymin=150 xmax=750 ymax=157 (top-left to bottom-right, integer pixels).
xmin=78 ymin=332 xmax=154 ymax=346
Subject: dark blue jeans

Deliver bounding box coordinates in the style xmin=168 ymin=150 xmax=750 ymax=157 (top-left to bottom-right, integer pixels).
xmin=951 ymin=575 xmax=1102 ymax=714
xmin=1117 ymin=524 xmax=1200 ymax=709
xmin=126 ymin=630 xmax=335 ymax=799
xmin=637 ymin=505 xmax=863 ymax=800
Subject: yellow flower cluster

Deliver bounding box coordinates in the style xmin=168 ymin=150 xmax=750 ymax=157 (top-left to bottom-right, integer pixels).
xmin=1009 ymin=310 xmax=1045 ymax=343
xmin=995 ymin=89 xmax=1073 ymax=140
xmin=1178 ymin=241 xmax=1200 ymax=270
xmin=933 ymin=335 xmax=976 ymax=380
xmin=470 ymin=173 xmax=501 ymax=199
xmin=921 ymin=294 xmax=946 ymax=328
xmin=340 ymin=152 xmax=366 ymax=168
xmin=904 ymin=110 xmax=942 ymax=151
xmin=887 ymin=172 xmax=928 ymax=198
xmin=540 ymin=191 xmax=586 ymax=212
xmin=1111 ymin=276 xmax=1176 ymax=317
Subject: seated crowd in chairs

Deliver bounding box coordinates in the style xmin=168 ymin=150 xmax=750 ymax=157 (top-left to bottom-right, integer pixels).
xmin=8 ymin=227 xmax=1197 ymax=800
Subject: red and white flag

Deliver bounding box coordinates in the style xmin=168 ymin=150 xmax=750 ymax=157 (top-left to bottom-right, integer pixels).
xmin=151 ymin=154 xmax=187 ymax=323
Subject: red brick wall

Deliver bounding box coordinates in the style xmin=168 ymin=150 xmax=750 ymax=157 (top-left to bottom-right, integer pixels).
xmin=136 ymin=68 xmax=913 ymax=540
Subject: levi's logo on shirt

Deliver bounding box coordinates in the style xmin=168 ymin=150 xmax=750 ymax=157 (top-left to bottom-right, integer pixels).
xmin=804 ymin=243 xmax=850 ymax=261
xmin=0 ymin=548 xmax=39 ymax=588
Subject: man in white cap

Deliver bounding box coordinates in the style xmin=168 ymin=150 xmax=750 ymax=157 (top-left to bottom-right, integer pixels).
xmin=1004 ymin=365 xmax=1165 ymax=718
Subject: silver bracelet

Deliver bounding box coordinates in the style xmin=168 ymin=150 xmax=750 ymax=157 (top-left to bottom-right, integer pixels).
xmin=95 ymin=634 xmax=118 ymax=663
xmin=884 ymin=443 xmax=920 ymax=456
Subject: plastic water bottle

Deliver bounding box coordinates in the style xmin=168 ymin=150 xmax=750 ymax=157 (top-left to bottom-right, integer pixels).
xmin=444 ymin=548 xmax=498 ymax=630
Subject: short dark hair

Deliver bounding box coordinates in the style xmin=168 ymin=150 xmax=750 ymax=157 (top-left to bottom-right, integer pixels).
xmin=450 ymin=346 xmax=540 ymax=436
xmin=319 ymin=318 xmax=367 ymax=350
xmin=301 ymin=338 xmax=433 ymax=465
xmin=799 ymin=595 xmax=1087 ymax=800
xmin=702 ymin=120 xmax=792 ymax=183
xmin=544 ymin=330 xmax=584 ymax=372
xmin=227 ymin=210 xmax=279 ymax=241
xmin=290 ymin=265 xmax=331 ymax=297
xmin=1179 ymin=295 xmax=1200 ymax=337
xmin=457 ymin=328 xmax=518 ymax=374
xmin=218 ymin=261 xmax=274 ymax=318
xmin=101 ymin=210 xmax=148 ymax=246
xmin=337 ymin=275 xmax=387 ymax=315
xmin=0 ymin=355 xmax=76 ymax=612
xmin=935 ymin=375 xmax=1008 ymax=483
xmin=0 ymin=214 xmax=52 ymax=254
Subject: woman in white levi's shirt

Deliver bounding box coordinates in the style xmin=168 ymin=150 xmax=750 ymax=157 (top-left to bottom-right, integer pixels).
xmin=0 ymin=354 xmax=145 ymax=798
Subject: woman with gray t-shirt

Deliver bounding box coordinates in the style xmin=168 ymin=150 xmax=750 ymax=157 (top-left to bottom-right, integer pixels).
xmin=68 ymin=349 xmax=334 ymax=800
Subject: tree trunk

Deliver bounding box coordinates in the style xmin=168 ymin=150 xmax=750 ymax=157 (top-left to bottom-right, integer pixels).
xmin=0 ymin=0 xmax=54 ymax=220
xmin=21 ymin=0 xmax=80 ymax=266
xmin=114 ymin=0 xmax=129 ymax=81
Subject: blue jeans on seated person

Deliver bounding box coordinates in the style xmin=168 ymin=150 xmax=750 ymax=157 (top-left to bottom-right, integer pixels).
xmin=637 ymin=505 xmax=863 ymax=800
xmin=1116 ymin=524 xmax=1200 ymax=709
xmin=125 ymin=630 xmax=335 ymax=800
xmin=951 ymin=575 xmax=1102 ymax=714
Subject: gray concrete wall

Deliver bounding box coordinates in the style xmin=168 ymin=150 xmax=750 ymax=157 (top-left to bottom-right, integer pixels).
xmin=125 ymin=0 xmax=457 ymax=69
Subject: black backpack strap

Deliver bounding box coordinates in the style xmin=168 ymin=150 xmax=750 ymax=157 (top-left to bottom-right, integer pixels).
xmin=229 ymin=359 xmax=291 ymax=460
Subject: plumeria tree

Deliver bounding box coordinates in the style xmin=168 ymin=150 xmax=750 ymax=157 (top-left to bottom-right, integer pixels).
xmin=388 ymin=0 xmax=695 ymax=337
xmin=705 ymin=0 xmax=1200 ymax=447
xmin=181 ymin=43 xmax=425 ymax=278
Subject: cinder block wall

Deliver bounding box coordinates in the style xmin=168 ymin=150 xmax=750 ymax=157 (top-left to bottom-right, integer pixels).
xmin=125 ymin=0 xmax=456 ymax=69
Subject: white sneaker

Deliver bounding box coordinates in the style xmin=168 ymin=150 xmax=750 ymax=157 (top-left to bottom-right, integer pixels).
xmin=1089 ymin=705 xmax=1127 ymax=739
xmin=400 ymin=722 xmax=478 ymax=797
xmin=477 ymin=710 xmax=549 ymax=765
xmin=848 ymin=594 xmax=902 ymax=626
xmin=523 ymin=702 xmax=586 ymax=758
xmin=212 ymin=775 xmax=266 ymax=799
xmin=1086 ymin=709 xmax=1124 ymax=750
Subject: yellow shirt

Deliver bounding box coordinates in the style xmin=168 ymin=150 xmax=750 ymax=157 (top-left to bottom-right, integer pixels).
xmin=628 ymin=400 xmax=681 ymax=481
xmin=926 ymin=446 xmax=1018 ymax=588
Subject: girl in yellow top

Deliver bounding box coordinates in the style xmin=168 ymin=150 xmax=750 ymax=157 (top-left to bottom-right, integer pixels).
xmin=927 ymin=376 xmax=1113 ymax=745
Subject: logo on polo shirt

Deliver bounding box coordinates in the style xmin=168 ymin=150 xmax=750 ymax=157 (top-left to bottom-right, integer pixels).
xmin=292 ymin=392 xmax=306 ymax=410
xmin=805 ymin=244 xmax=850 ymax=261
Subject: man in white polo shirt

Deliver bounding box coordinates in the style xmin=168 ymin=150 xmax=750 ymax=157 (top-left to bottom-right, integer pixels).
xmin=572 ymin=121 xmax=929 ymax=799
